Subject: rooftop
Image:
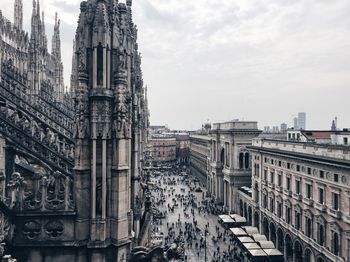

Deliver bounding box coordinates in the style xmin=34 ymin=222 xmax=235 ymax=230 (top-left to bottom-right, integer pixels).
xmin=212 ymin=121 xmax=259 ymax=131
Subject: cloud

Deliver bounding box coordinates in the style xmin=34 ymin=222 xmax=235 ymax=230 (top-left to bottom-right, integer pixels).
xmin=1 ymin=0 xmax=349 ymax=130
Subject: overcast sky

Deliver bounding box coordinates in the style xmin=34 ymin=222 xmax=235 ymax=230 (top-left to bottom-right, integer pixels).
xmin=1 ymin=0 xmax=350 ymax=130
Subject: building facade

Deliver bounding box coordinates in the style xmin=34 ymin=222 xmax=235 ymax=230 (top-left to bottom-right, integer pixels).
xmin=189 ymin=133 xmax=211 ymax=185
xmin=242 ymin=138 xmax=350 ymax=262
xmin=149 ymin=135 xmax=176 ymax=163
xmin=208 ymin=121 xmax=261 ymax=212
xmin=175 ymin=133 xmax=190 ymax=165
xmin=298 ymin=112 xmax=306 ymax=130
xmin=0 ymin=0 xmax=66 ymax=103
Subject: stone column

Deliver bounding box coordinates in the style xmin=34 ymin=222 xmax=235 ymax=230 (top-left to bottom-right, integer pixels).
xmin=64 ymin=176 xmax=70 ymax=211
xmin=223 ymin=180 xmax=227 ymax=207
xmin=107 ymin=49 xmax=110 ymax=89
xmin=93 ymin=48 xmax=97 ymax=89
xmin=91 ymin=139 xmax=96 ymax=219
xmin=103 ymin=48 xmax=107 ymax=88
xmin=41 ymin=177 xmax=48 ymax=211
xmin=229 ymin=185 xmax=233 ymax=212
xmin=284 ymin=244 xmax=287 ymax=262
xmin=102 ymin=139 xmax=107 ymax=219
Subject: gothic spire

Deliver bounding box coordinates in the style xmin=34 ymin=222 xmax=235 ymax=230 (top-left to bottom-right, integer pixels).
xmin=52 ymin=12 xmax=61 ymax=61
xmin=14 ymin=0 xmax=23 ymax=30
xmin=42 ymin=11 xmax=48 ymax=50
xmin=37 ymin=0 xmax=40 ymax=17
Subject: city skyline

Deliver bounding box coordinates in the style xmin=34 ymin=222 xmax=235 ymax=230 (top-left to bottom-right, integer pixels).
xmin=1 ymin=0 xmax=349 ymax=130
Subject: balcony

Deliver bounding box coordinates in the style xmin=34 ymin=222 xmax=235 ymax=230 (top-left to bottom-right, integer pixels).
xmin=292 ymin=193 xmax=302 ymax=201
xmin=314 ymin=202 xmax=327 ymax=213
xmin=303 ymin=198 xmax=314 ymax=207
xmin=328 ymin=208 xmax=342 ymax=219
xmin=268 ymin=182 xmax=275 ymax=189
xmin=276 ymin=185 xmax=283 ymax=193
xmin=284 ymin=189 xmax=292 ymax=197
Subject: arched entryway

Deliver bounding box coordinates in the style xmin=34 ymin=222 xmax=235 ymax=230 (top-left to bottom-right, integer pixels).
xmin=294 ymin=240 xmax=303 ymax=262
xmin=304 ymin=248 xmax=314 ymax=262
xmin=254 ymin=212 xmax=259 ymax=230
xmin=316 ymin=257 xmax=324 ymax=262
xmin=263 ymin=217 xmax=269 ymax=238
xmin=270 ymin=222 xmax=276 ymax=246
xmin=239 ymin=200 xmax=243 ymax=216
xmin=285 ymin=234 xmax=293 ymax=261
xmin=276 ymin=228 xmax=284 ymax=252
xmin=247 ymin=206 xmax=252 ymax=226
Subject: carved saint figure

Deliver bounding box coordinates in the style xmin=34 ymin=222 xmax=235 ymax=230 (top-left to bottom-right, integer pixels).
xmin=77 ymin=46 xmax=86 ymax=72
xmin=115 ymin=90 xmax=131 ymax=139
xmin=75 ymin=115 xmax=89 ymax=139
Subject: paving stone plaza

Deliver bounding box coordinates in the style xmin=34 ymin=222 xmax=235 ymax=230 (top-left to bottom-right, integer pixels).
xmin=150 ymin=168 xmax=236 ymax=262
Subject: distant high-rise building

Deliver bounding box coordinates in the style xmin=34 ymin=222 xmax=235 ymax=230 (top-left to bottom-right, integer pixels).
xmin=298 ymin=112 xmax=306 ymax=130
xmin=280 ymin=123 xmax=288 ymax=132
xmin=264 ymin=126 xmax=271 ymax=133
xmin=272 ymin=126 xmax=279 ymax=133
xmin=293 ymin=117 xmax=298 ymax=129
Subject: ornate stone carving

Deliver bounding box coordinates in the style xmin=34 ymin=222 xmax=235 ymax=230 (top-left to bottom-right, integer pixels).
xmin=45 ymin=171 xmax=65 ymax=210
xmin=0 ymin=213 xmax=10 ymax=243
xmin=77 ymin=45 xmax=86 ymax=73
xmin=7 ymin=172 xmax=25 ymax=209
xmin=23 ymin=221 xmax=41 ymax=240
xmin=75 ymin=115 xmax=90 ymax=139
xmin=45 ymin=220 xmax=64 ymax=238
xmin=114 ymin=88 xmax=131 ymax=139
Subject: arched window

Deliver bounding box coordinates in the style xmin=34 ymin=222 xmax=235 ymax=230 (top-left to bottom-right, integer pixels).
xmin=305 ymin=216 xmax=312 ymax=237
xmin=317 ymin=221 xmax=325 ymax=246
xmin=285 ymin=203 xmax=292 ymax=224
xmin=254 ymin=183 xmax=259 ymax=203
xmin=244 ymin=152 xmax=250 ymax=169
xmin=97 ymin=42 xmax=104 ymax=86
xmin=277 ymin=202 xmax=282 ymax=217
xmin=332 ymin=232 xmax=340 ymax=256
xmin=270 ymin=196 xmax=275 ymax=213
xmin=239 ymin=153 xmax=244 ymax=169
xmin=263 ymin=192 xmax=268 ymax=208
xmin=220 ymin=148 xmax=225 ymax=165
xmin=295 ymin=211 xmax=301 ymax=230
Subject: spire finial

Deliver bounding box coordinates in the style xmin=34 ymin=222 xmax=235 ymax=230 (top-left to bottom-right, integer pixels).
xmin=37 ymin=0 xmax=40 ymax=16
xmin=14 ymin=0 xmax=23 ymax=30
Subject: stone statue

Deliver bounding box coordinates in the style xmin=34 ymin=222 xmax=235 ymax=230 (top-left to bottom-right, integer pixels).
xmin=77 ymin=46 xmax=86 ymax=72
xmin=113 ymin=88 xmax=131 ymax=139
xmin=76 ymin=116 xmax=89 ymax=139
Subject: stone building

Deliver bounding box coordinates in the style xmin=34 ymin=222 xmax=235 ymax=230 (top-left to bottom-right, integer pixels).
xmin=0 ymin=0 xmax=66 ymax=103
xmin=0 ymin=0 xmax=151 ymax=261
xmin=149 ymin=135 xmax=176 ymax=163
xmin=189 ymin=133 xmax=211 ymax=185
xmin=71 ymin=0 xmax=150 ymax=260
xmin=208 ymin=120 xmax=261 ymax=212
xmin=175 ymin=133 xmax=190 ymax=165
xmin=238 ymin=138 xmax=350 ymax=262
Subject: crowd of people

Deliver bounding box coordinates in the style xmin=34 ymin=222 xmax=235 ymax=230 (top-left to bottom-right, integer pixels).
xmin=150 ymin=165 xmax=238 ymax=262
